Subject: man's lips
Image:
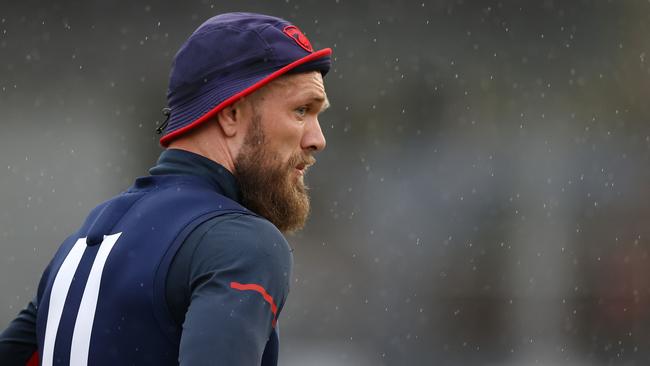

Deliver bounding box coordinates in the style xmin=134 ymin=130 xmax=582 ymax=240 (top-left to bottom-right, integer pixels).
xmin=292 ymin=154 xmax=316 ymax=177
xmin=294 ymin=162 xmax=313 ymax=176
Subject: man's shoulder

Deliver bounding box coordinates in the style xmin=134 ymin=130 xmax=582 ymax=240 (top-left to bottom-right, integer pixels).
xmin=206 ymin=212 xmax=282 ymax=235
xmin=177 ymin=212 xmax=293 ymax=296
xmin=197 ymin=212 xmax=289 ymax=254
xmin=183 ymin=212 xmax=291 ymax=266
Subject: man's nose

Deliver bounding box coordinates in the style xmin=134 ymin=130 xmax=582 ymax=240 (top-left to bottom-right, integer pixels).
xmin=302 ymin=118 xmax=327 ymax=152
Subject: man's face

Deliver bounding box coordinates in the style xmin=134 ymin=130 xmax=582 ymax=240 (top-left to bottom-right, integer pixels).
xmin=234 ymin=71 xmax=329 ymax=233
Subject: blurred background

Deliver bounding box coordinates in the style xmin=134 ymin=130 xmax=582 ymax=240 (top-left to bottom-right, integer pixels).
xmin=1 ymin=0 xmax=650 ymax=365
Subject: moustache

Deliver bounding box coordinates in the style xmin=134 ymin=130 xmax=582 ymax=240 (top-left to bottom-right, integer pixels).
xmin=288 ymin=153 xmax=316 ymax=171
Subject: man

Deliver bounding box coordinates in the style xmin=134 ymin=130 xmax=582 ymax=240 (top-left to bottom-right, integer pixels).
xmin=0 ymin=12 xmax=331 ymax=365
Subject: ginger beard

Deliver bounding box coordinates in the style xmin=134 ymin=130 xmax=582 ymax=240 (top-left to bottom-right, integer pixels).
xmin=234 ymin=112 xmax=315 ymax=233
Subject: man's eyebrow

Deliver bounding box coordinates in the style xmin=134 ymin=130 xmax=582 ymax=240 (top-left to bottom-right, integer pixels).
xmin=321 ymin=97 xmax=331 ymax=111
xmin=293 ymin=90 xmax=330 ymax=110
xmin=306 ymin=94 xmax=330 ymax=111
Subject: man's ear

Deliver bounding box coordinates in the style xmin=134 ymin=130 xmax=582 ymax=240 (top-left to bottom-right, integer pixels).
xmin=216 ymin=102 xmax=242 ymax=138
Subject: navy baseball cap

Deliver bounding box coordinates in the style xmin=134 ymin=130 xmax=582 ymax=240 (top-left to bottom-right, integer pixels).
xmin=159 ymin=12 xmax=332 ymax=146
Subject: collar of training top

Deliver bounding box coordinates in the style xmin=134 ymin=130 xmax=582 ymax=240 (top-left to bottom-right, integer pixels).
xmin=149 ymin=149 xmax=242 ymax=203
xmin=159 ymin=12 xmax=332 ymax=147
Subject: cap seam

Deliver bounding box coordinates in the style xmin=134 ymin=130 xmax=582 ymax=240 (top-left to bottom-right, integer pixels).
xmin=249 ymin=23 xmax=277 ymax=59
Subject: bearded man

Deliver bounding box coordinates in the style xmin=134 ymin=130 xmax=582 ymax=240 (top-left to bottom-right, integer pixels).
xmin=0 ymin=12 xmax=331 ymax=366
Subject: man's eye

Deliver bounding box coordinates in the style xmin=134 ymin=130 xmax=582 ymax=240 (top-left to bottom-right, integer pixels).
xmin=295 ymin=106 xmax=308 ymax=117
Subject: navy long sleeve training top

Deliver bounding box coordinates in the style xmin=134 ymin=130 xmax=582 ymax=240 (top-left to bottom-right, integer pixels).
xmin=0 ymin=149 xmax=294 ymax=365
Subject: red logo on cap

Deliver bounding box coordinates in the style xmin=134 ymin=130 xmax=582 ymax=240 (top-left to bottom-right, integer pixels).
xmin=283 ymin=25 xmax=314 ymax=52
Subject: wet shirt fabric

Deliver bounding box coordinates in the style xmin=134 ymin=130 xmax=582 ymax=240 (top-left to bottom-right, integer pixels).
xmin=0 ymin=149 xmax=294 ymax=366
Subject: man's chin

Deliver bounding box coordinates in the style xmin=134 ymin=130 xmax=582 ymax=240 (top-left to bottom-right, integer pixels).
xmin=238 ymin=175 xmax=310 ymax=233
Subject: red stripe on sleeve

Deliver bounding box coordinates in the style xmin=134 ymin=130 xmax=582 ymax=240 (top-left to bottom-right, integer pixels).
xmin=230 ymin=281 xmax=279 ymax=327
xmin=26 ymin=351 xmax=38 ymax=366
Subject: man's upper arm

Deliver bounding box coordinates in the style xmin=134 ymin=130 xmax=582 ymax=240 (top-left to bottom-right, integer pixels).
xmin=0 ymin=258 xmax=54 ymax=366
xmin=0 ymin=297 xmax=39 ymax=365
xmin=178 ymin=213 xmax=293 ymax=365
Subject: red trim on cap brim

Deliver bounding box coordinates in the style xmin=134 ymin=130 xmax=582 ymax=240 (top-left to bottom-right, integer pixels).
xmin=160 ymin=48 xmax=332 ymax=147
